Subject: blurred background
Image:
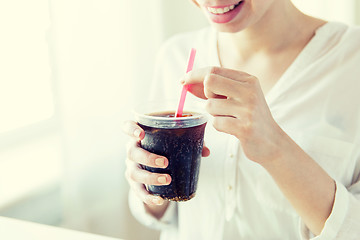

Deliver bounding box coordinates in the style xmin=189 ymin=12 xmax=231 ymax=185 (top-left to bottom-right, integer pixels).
xmin=0 ymin=0 xmax=359 ymax=239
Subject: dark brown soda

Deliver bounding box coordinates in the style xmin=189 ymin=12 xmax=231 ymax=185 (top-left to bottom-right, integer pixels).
xmin=138 ymin=111 xmax=206 ymax=201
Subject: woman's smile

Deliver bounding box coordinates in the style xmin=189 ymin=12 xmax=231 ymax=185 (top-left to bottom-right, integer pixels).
xmin=206 ymin=1 xmax=242 ymax=14
xmin=203 ymin=1 xmax=245 ymax=24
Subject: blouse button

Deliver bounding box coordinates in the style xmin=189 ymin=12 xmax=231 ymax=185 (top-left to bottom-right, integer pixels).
xmin=227 ymin=185 xmax=233 ymax=191
xmin=229 ymin=153 xmax=234 ymax=158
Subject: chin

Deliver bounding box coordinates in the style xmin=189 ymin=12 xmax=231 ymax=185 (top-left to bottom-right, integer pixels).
xmin=214 ymin=25 xmax=245 ymax=33
xmin=210 ymin=21 xmax=249 ymax=33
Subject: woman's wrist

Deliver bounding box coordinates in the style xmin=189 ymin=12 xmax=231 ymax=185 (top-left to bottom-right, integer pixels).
xmin=259 ymin=128 xmax=295 ymax=169
xmin=245 ymin=122 xmax=291 ymax=168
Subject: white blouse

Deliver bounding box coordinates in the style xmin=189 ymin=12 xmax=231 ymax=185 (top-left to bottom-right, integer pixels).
xmin=129 ymin=22 xmax=360 ymax=240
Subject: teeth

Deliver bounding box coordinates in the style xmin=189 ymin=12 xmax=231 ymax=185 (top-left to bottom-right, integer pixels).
xmin=207 ymin=1 xmax=241 ymax=15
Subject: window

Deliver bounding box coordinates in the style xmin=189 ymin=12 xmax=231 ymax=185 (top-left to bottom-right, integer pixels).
xmin=0 ymin=0 xmax=54 ymax=134
xmin=0 ymin=0 xmax=62 ymax=209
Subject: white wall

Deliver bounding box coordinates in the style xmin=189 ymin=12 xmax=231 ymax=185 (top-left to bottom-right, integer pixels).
xmin=50 ymin=0 xmax=161 ymax=239
xmin=292 ymin=0 xmax=358 ymax=25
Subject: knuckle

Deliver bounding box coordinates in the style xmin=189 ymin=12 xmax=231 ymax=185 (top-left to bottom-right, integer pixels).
xmin=140 ymin=151 xmax=154 ymax=167
xmin=124 ymin=169 xmax=130 ymax=180
xmin=122 ymin=120 xmax=136 ymax=135
xmin=241 ymin=121 xmax=254 ymax=137
xmin=126 ymin=141 xmax=134 ymax=158
xmin=148 ymin=172 xmax=160 ymax=185
xmin=128 ymin=169 xmax=138 ymax=182
xmin=247 ymin=92 xmax=258 ymax=106
xmin=121 ymin=120 xmax=131 ymax=133
xmin=247 ymin=76 xmax=258 ymax=85
xmin=127 ymin=143 xmax=149 ymax=166
xmin=244 ymin=110 xmax=254 ymax=123
xmin=204 ymin=73 xmax=216 ymax=88
xmin=205 ymin=99 xmax=214 ymax=113
xmin=143 ymin=174 xmax=153 ymax=185
xmin=146 ymin=152 xmax=155 ymax=166
xmin=209 ymin=66 xmax=219 ymax=75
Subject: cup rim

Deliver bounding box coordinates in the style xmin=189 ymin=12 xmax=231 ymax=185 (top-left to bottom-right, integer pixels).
xmin=133 ymin=100 xmax=208 ymax=128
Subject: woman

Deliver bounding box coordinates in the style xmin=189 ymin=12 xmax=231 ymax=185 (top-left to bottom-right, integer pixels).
xmin=123 ymin=0 xmax=360 ymax=239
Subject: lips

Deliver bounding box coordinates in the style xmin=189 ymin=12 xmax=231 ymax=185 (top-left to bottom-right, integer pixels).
xmin=205 ymin=1 xmax=244 ymax=24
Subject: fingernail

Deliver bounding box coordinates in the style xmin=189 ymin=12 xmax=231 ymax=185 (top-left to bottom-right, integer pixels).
xmin=155 ymin=158 xmax=165 ymax=167
xmin=134 ymin=129 xmax=141 ymax=138
xmin=158 ymin=176 xmax=167 ymax=184
xmin=152 ymin=197 xmax=163 ymax=205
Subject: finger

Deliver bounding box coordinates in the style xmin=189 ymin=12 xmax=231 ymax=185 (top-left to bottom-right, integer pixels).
xmin=126 ymin=166 xmax=167 ymax=205
xmin=202 ymin=145 xmax=210 ymax=157
xmin=206 ymin=98 xmax=247 ymax=118
xmin=212 ymin=116 xmax=242 ymax=138
xmin=125 ymin=157 xmax=139 ymax=169
xmin=127 ymin=166 xmax=172 ymax=186
xmin=204 ymin=73 xmax=250 ymax=99
xmin=127 ymin=141 xmax=168 ymax=168
xmin=210 ymin=66 xmax=252 ymax=81
xmin=181 ymin=67 xmax=255 ymax=99
xmin=182 ymin=66 xmax=251 ymax=85
xmin=122 ymin=120 xmax=145 ymax=140
xmin=130 ymin=182 xmax=166 ymax=206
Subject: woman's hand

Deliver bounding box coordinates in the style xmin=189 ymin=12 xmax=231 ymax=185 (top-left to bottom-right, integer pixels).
xmin=181 ymin=66 xmax=285 ymax=164
xmin=122 ymin=120 xmax=210 ymax=218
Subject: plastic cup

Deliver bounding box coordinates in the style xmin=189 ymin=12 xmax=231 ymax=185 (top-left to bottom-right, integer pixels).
xmin=134 ymin=101 xmax=208 ymax=201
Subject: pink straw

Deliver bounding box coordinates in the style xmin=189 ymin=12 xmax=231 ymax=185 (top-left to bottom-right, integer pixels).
xmin=175 ymin=48 xmax=196 ymax=117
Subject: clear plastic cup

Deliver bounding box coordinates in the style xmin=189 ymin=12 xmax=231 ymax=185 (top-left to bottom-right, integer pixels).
xmin=134 ymin=101 xmax=208 ymax=201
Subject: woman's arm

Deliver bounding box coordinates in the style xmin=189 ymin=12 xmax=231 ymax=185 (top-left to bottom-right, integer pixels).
xmin=182 ymin=66 xmax=336 ymax=235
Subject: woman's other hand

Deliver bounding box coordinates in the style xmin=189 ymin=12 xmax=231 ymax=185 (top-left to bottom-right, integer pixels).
xmin=122 ymin=120 xmax=170 ymax=218
xmin=122 ymin=120 xmax=210 ymax=218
